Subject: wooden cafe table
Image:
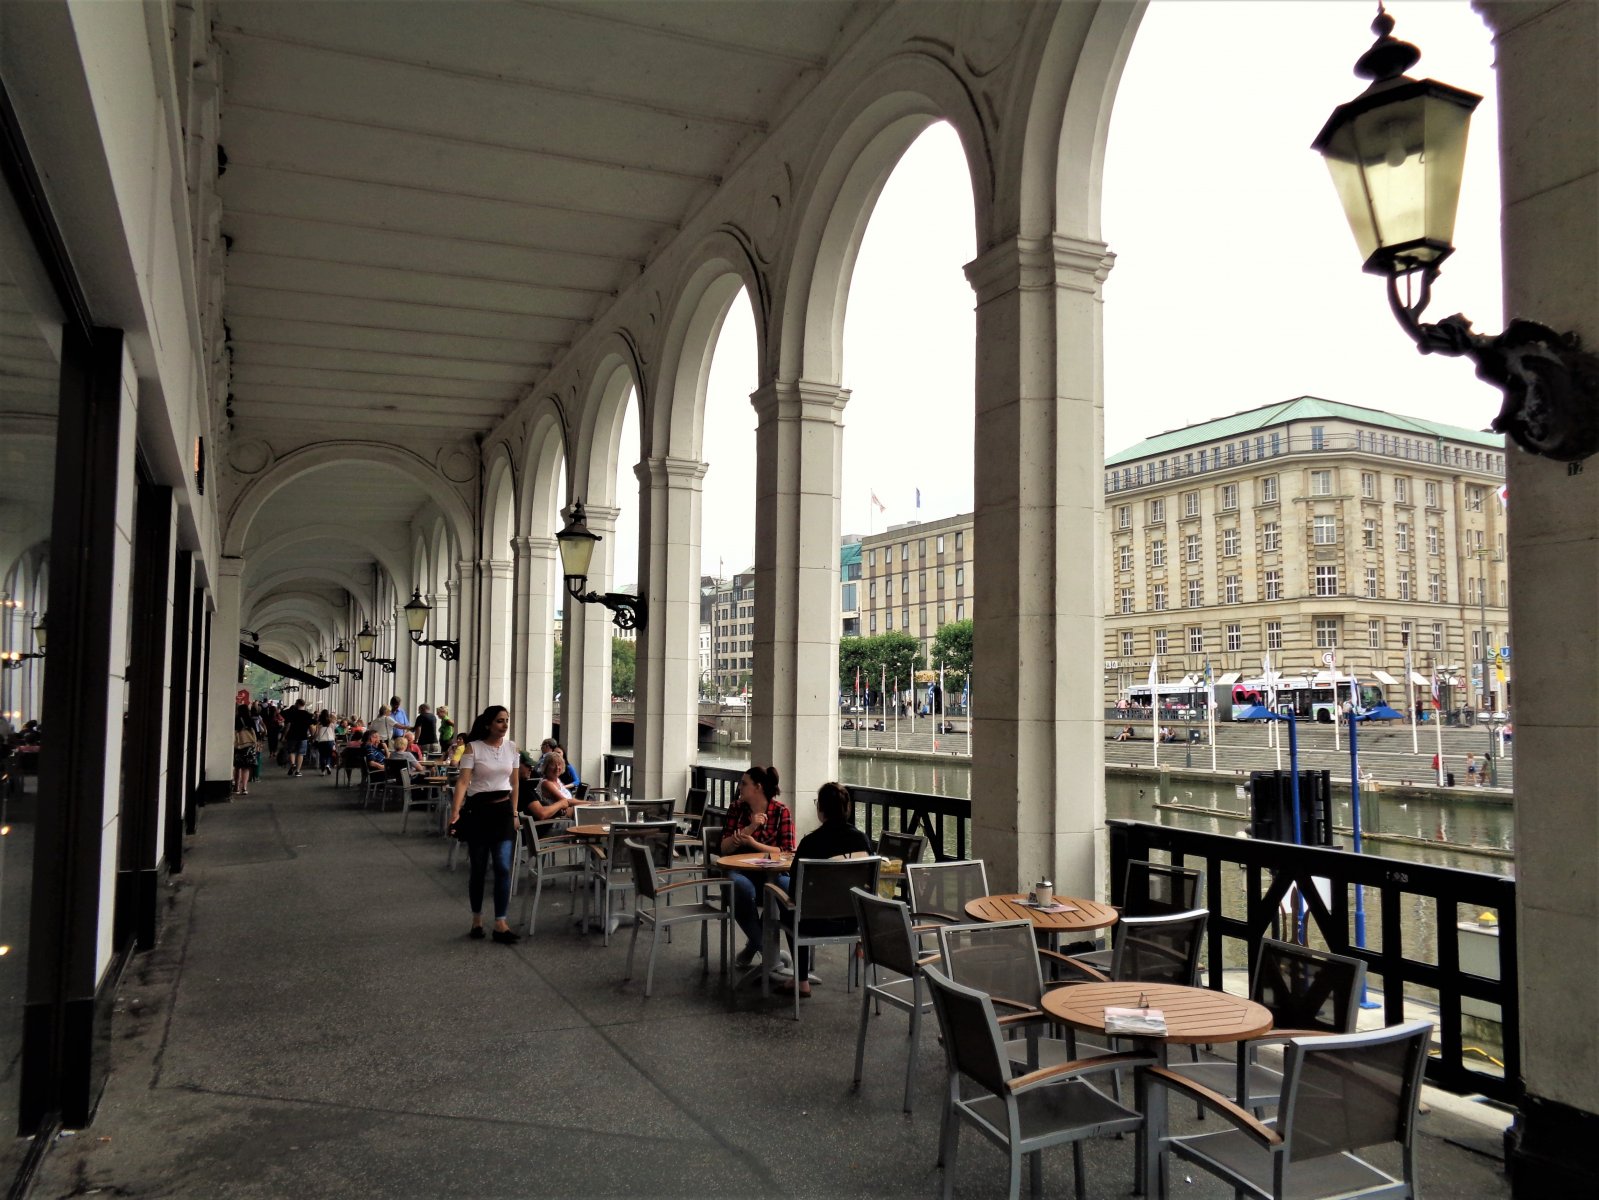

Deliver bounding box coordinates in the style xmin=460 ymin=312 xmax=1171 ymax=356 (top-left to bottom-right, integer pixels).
xmin=963 ymin=893 xmax=1118 ymax=954
xmin=714 ymin=852 xmax=794 ymax=987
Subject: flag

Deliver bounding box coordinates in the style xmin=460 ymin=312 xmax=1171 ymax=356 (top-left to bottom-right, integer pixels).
xmin=1496 ymin=483 xmax=1508 ymax=510
xmin=1146 ymin=655 xmax=1158 ymax=698
xmin=1262 ymin=650 xmax=1277 ymax=708
xmin=854 ymin=665 xmax=861 ymax=702
xmin=1431 ymin=672 xmax=1442 ymax=709
xmin=915 ymin=488 xmax=921 ymax=510
xmin=870 ymin=490 xmax=886 ymax=513
xmin=962 ymin=675 xmax=969 ymax=709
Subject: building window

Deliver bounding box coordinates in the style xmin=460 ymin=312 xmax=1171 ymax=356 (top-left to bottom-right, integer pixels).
xmin=1312 ymin=515 xmax=1337 ymax=545
xmin=1366 ymin=567 xmax=1378 ymax=598
xmin=1148 ymin=498 xmax=1165 ymax=523
xmin=1119 ymin=588 xmax=1134 ymax=614
xmin=1183 ymin=491 xmax=1200 ymax=518
xmin=868 ymin=615 xmax=877 ymax=632
xmin=919 ymin=607 xmax=927 ymax=628
xmin=1221 ymin=483 xmax=1238 ymax=511
xmin=867 ymin=549 xmax=876 ymax=568
xmin=1429 ymin=573 xmax=1442 ymax=602
xmin=1152 ymin=583 xmax=1168 ymax=611
xmin=1499 ymin=579 xmax=1507 ymax=606
xmin=1425 ymin=480 xmax=1440 ymax=507
xmin=1271 ymin=432 xmax=1282 ymax=455
xmin=1427 ymin=525 xmax=1440 ymax=555
xmin=1121 ymin=631 xmax=1135 ymax=657
xmin=869 ymin=581 xmax=877 ymax=600
xmin=1466 ymin=485 xmax=1483 ymax=512
xmin=1311 ymin=425 xmax=1326 ymax=450
xmin=1222 ymin=527 xmax=1240 ymax=556
xmin=918 ymin=538 xmax=927 ymax=558
xmin=955 ymin=567 xmax=965 ymax=586
xmin=1398 ymin=570 xmax=1412 ymax=600
xmin=1264 ymin=569 xmax=1282 ymax=600
xmin=937 ymin=567 xmax=946 ymax=589
xmin=1260 ymin=475 xmax=1278 ymax=503
xmin=1224 ymin=575 xmax=1241 ymax=604
xmin=1226 ymin=623 xmax=1242 ymax=652
xmin=902 ymin=608 xmax=909 ymax=629
xmin=1363 ymin=519 xmax=1377 ymax=549
xmin=901 ymin=573 xmax=909 ymax=595
xmin=1266 ymin=620 xmax=1283 ymax=650
xmin=936 ymin=535 xmax=945 ymax=553
xmin=884 ymin=611 xmax=892 ymax=629
xmin=1315 ymin=565 xmax=1339 ymax=596
xmin=1118 ymin=545 xmax=1132 ymax=572
xmin=1151 ymin=539 xmax=1167 ymax=567
xmin=842 ymin=583 xmax=856 ymax=610
xmin=1394 ymin=477 xmax=1409 ymax=503
xmin=1262 ymin=522 xmax=1279 ymax=552
xmin=1432 ymin=621 xmax=1444 ymax=650
xmin=1184 ymin=533 xmax=1201 ymax=562
xmin=918 ymin=571 xmax=927 ymax=593
xmin=955 ymin=531 xmax=964 ymax=551
xmin=1186 ymin=578 xmax=1203 ymax=607
xmin=1368 ymin=619 xmax=1382 ymax=648
xmin=1310 ymin=469 xmax=1332 ymax=496
xmin=936 ymin=604 xmax=946 ymax=625
xmin=886 ymin=578 xmax=893 ymax=598
xmin=955 ymin=602 xmax=965 ymax=620
xmin=1315 ymin=618 xmax=1339 ymax=648
xmin=1466 ymin=576 xmax=1477 ymax=604
xmin=1188 ymin=627 xmax=1204 ymax=653
xmin=1396 ymin=522 xmax=1410 ymax=552
xmin=1361 ymin=472 xmax=1376 ymax=498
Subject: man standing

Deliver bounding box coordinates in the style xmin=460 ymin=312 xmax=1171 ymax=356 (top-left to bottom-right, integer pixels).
xmin=388 ymin=695 xmax=411 ymax=751
xmin=281 ymin=699 xmax=315 ymax=778
xmin=413 ymin=704 xmax=439 ymax=755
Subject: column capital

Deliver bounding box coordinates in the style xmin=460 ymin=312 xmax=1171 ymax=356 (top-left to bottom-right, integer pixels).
xmin=634 ymin=456 xmax=710 ymax=488
xmin=578 ymin=503 xmax=620 ymax=531
xmin=750 ymin=379 xmax=850 ymax=424
xmin=963 ymin=234 xmax=1114 ymax=305
xmin=511 ymin=534 xmax=558 ymax=559
xmin=444 ymin=578 xmax=460 ymax=596
xmin=218 ymin=555 xmax=246 ymax=579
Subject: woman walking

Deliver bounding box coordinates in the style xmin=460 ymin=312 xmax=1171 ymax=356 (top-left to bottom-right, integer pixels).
xmin=448 ymin=706 xmax=522 ymax=944
xmin=232 ymin=716 xmax=257 ymax=796
xmin=314 ymin=709 xmax=337 ymax=774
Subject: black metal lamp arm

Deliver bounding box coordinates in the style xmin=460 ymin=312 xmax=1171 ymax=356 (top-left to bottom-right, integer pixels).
xmin=406 ymin=630 xmax=460 ymax=661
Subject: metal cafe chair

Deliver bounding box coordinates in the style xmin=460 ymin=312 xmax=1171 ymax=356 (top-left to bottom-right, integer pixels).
xmin=761 ymin=856 xmax=882 ymax=1020
xmin=1074 ymin=859 xmax=1204 ymax=972
xmin=850 ymin=887 xmax=937 ymax=1114
xmin=923 ymin=963 xmax=1151 ymax=1200
xmin=622 ymin=838 xmax=731 ymax=997
xmin=1145 ymin=1019 xmax=1433 ymax=1200
xmin=516 ymin=814 xmax=586 ymax=938
xmin=906 ymin=859 xmax=989 ymax=928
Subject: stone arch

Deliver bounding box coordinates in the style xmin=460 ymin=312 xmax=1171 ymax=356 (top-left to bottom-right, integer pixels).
xmin=483 ymin=443 xmax=518 ymax=552
xmin=243 ymin=570 xmax=370 ymax=618
xmin=224 ymin=441 xmax=473 ymax=559
xmin=651 ymin=233 xmax=767 ymax=461
xmin=245 ymin=525 xmax=412 ymax=600
xmin=519 ymin=398 xmax=568 ymax=539
xmin=779 ymin=53 xmax=990 ymax=386
xmin=572 ymin=349 xmax=641 ymax=509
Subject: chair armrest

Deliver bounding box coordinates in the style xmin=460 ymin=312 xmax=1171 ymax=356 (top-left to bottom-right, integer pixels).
xmin=1038 ymin=949 xmax=1111 ymax=982
xmin=1008 ymin=1051 xmax=1156 ymax=1094
xmin=909 ymin=911 xmax=959 ymax=926
xmin=1145 ymin=1067 xmax=1283 ymax=1147
xmin=655 ymin=876 xmax=732 ymax=896
xmin=1244 ymin=1028 xmax=1338 ymax=1043
xmin=763 ymin=882 xmax=793 ymax=909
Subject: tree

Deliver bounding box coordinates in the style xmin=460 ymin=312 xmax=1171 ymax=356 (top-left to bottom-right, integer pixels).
xmin=611 ymin=637 xmax=636 ymax=698
xmin=931 ymin=619 xmax=973 ymax=690
xmin=837 ymin=631 xmax=924 ymax=700
xmin=552 ymin=637 xmax=563 ymax=699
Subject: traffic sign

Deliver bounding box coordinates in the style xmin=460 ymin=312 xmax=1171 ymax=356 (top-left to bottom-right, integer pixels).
xmin=1499 ymin=645 xmax=1511 ymax=660
xmin=1321 ymin=651 xmax=1336 ymax=666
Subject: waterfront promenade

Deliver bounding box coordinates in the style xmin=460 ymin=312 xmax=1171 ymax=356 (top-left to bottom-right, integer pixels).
xmin=35 ymin=775 xmax=1512 ymax=1198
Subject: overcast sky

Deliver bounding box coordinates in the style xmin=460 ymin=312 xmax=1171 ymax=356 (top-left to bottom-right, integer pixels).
xmin=610 ymin=0 xmax=1502 ymax=589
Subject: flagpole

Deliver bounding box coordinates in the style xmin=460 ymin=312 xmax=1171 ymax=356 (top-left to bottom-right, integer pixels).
xmin=1207 ymin=666 xmax=1217 ymax=772
xmin=1407 ymin=640 xmax=1418 ymax=754
xmin=936 ymin=659 xmax=945 ymax=753
xmin=965 ymin=672 xmax=973 ymax=759
xmin=1149 ymin=657 xmax=1159 ymax=769
xmin=1433 ymin=674 xmax=1445 ymax=784
xmin=892 ymin=672 xmax=899 ymax=751
xmin=881 ymin=663 xmax=887 ymax=752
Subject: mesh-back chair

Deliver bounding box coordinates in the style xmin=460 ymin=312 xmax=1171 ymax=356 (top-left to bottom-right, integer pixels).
xmin=622 ymin=838 xmax=732 ymax=997
xmin=762 ymin=856 xmax=881 ymax=1020
xmin=516 ymin=814 xmax=587 ymax=937
xmin=875 ymin=830 xmax=928 ymax=900
xmin=678 ymin=785 xmax=709 ymax=826
xmin=702 ymin=801 xmax=730 ymax=834
xmin=1147 ymin=1020 xmax=1433 ymax=1200
xmin=907 ymin=860 xmax=989 ymax=927
xmin=1076 ymin=860 xmax=1205 ymax=971
xmin=574 ymin=802 xmax=626 ymax=826
xmin=923 ymin=964 xmax=1150 ymax=1200
xmin=850 ymin=887 xmax=937 ymax=1113
xmin=608 ymin=765 xmax=627 ymax=798
xmin=627 ymin=797 xmax=676 ymax=822
xmin=395 ymin=769 xmax=446 ymax=834
xmin=937 ymin=921 xmax=1089 ymax=1075
xmin=1107 ymin=909 xmax=1209 ymax=986
xmin=587 ymin=820 xmax=676 ymax=944
xmin=335 ymin=745 xmax=367 ymax=788
xmin=1168 ymin=939 xmax=1367 ymax=1114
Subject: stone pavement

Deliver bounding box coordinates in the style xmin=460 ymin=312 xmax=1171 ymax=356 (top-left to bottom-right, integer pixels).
xmin=31 ymin=775 xmax=1513 ymax=1198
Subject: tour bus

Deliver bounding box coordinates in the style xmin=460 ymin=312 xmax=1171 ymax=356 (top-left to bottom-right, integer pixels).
xmin=1226 ymin=674 xmax=1386 ymax=723
xmin=1123 ymin=679 xmax=1210 ymax=717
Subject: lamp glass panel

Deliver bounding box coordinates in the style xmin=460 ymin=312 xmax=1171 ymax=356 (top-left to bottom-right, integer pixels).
xmin=356 ymin=627 xmax=375 ymax=655
xmin=558 ymin=530 xmax=597 ymax=581
xmin=404 ymin=598 xmax=429 ymax=634
xmin=32 ymin=621 xmax=46 ymax=651
xmin=334 ymin=646 xmax=348 ymax=668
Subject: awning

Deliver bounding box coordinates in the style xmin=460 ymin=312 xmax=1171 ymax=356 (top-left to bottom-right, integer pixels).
xmin=238 ymin=642 xmax=331 ymax=688
xmin=1371 ymin=670 xmax=1399 ymax=685
xmin=1411 ymin=671 xmax=1430 ymax=687
xmin=1215 ymin=671 xmax=1241 ymax=686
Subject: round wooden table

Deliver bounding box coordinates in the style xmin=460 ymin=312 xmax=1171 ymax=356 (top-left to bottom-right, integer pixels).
xmin=566 ymin=823 xmax=614 ymax=840
xmin=715 ymin=851 xmax=793 ymax=873
xmin=1041 ymin=981 xmax=1273 ymax=1046
xmin=963 ymin=893 xmax=1119 ymax=936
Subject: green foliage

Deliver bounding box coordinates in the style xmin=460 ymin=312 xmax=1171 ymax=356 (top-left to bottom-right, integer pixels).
xmin=611 ymin=636 xmax=636 ymax=698
xmin=838 ymin=631 xmax=924 ymax=693
xmin=552 ymin=637 xmax=563 ymax=699
xmin=931 ymin=619 xmax=973 ymax=687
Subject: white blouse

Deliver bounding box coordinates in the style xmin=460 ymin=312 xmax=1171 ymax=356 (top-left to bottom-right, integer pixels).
xmin=459 ymin=738 xmax=519 ymax=794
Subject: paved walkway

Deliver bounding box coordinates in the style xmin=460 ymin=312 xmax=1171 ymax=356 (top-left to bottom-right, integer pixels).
xmin=33 ymin=775 xmax=1513 ymax=1198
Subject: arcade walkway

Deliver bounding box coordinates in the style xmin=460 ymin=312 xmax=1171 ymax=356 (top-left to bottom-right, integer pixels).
xmin=34 ymin=777 xmax=1513 ymax=1199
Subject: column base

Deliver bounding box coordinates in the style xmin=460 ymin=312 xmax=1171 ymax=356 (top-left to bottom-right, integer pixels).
xmin=1507 ymin=1093 xmax=1599 ymax=1196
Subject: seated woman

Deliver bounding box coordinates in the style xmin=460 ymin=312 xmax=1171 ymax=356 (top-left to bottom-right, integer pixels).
xmin=1115 ymin=725 xmax=1134 ymax=741
xmin=524 ymin=755 xmax=577 ymax=825
xmin=720 ymin=765 xmax=796 ymax=968
xmin=773 ymin=781 xmax=871 ymax=997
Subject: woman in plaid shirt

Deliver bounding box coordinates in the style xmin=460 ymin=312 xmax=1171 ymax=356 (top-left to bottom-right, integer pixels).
xmin=720 ymin=765 xmax=795 ymax=966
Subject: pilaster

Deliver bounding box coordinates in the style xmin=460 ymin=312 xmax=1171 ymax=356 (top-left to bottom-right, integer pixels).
xmin=514 ymin=536 xmax=559 ymax=745
xmin=560 ymin=503 xmax=618 ymax=784
xmin=203 ymin=555 xmax=245 ymax=784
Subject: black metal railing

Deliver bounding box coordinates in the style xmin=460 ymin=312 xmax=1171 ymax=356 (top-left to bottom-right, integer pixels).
xmin=601 ymin=753 xmax=632 ymax=798
xmin=852 ymin=786 xmax=972 ymax=861
xmin=690 ymin=763 xmax=744 ymax=808
xmin=1109 ymin=818 xmax=1519 ymax=1104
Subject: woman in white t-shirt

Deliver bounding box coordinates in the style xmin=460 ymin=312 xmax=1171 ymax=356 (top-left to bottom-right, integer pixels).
xmin=448 ymin=706 xmax=522 ymax=943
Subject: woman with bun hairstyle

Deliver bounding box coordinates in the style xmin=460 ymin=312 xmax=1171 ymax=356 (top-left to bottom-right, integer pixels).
xmin=448 ymin=705 xmax=521 ymax=944
xmin=720 ymin=764 xmax=795 ymax=968
xmin=775 ymin=781 xmax=871 ymax=998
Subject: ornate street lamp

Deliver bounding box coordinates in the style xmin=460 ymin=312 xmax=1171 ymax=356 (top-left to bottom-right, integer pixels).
xmin=332 ymin=641 xmax=363 ymax=681
xmin=354 ymin=620 xmax=395 ymax=674
xmin=403 ymin=590 xmax=460 ymax=661
xmin=313 ymin=653 xmax=328 ymax=676
xmin=555 ymin=500 xmax=646 ymax=631
xmin=2 ymin=615 xmax=45 ymax=671
xmin=1313 ymin=4 xmax=1599 ymax=461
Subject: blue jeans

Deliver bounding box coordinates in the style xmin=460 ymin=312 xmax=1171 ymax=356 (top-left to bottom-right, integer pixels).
xmin=468 ymin=837 xmax=514 ymax=922
xmin=731 ymin=870 xmax=790 ymax=949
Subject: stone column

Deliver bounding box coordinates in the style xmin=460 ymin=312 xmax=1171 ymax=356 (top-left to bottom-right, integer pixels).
xmin=965 ymin=234 xmax=1113 ymax=897
xmin=519 ymin=537 xmax=558 ymax=745
xmin=454 ymin=560 xmax=478 ymax=714
xmin=203 ymin=555 xmax=245 ymax=787
xmin=633 ymin=456 xmax=708 ymax=801
xmin=510 ymin=536 xmax=534 ymax=744
xmin=749 ymin=381 xmax=845 ymax=834
xmin=443 ymin=577 xmax=461 ymax=719
xmin=560 ymin=503 xmax=616 ymax=786
xmin=477 ymin=556 xmax=514 ymax=708
xmin=1477 ymin=3 xmax=1598 ymax=1192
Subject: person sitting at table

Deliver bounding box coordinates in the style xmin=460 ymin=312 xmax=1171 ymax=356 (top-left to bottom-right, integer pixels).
xmin=363 ymin=731 xmax=388 ymax=770
xmin=524 ymin=754 xmax=577 ymax=824
xmin=772 ymin=781 xmax=871 ymax=998
xmin=721 ymin=764 xmax=796 ymax=969
xmin=446 ymin=734 xmax=467 ymax=766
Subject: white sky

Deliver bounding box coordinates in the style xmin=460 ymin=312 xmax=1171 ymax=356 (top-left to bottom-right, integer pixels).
xmin=610 ymin=0 xmax=1502 ymax=589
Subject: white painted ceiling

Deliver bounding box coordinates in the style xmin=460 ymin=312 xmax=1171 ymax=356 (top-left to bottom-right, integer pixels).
xmin=217 ymin=0 xmax=871 ymax=654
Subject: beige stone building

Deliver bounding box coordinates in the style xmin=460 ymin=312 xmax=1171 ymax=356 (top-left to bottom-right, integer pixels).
xmin=858 ymin=513 xmax=974 ymax=661
xmin=1102 ymin=398 xmax=1509 ymax=711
